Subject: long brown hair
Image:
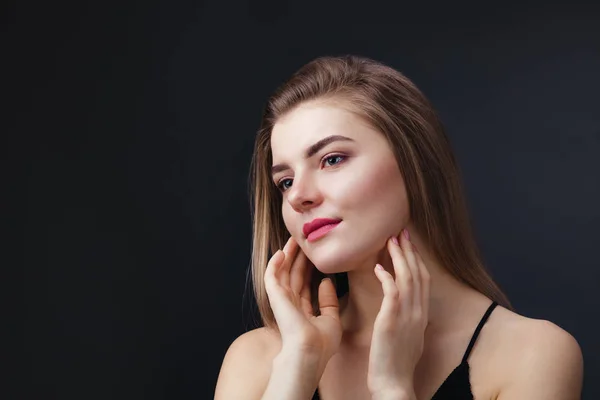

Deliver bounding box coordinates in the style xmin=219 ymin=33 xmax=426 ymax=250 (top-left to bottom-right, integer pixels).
xmin=249 ymin=55 xmax=511 ymax=330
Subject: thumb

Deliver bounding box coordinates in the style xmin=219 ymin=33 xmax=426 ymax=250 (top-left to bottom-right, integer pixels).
xmin=318 ymin=278 xmax=340 ymax=321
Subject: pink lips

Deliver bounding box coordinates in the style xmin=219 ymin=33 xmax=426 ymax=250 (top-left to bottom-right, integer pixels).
xmin=303 ymin=218 xmax=342 ymax=242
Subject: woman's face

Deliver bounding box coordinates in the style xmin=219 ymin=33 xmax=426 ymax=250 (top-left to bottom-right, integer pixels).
xmin=270 ymin=101 xmax=410 ymax=273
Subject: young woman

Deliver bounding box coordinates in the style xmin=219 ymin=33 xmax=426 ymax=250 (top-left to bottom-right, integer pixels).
xmin=214 ymin=55 xmax=583 ymax=399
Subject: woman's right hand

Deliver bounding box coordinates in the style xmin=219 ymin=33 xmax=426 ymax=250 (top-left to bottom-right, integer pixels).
xmin=264 ymin=236 xmax=343 ymax=365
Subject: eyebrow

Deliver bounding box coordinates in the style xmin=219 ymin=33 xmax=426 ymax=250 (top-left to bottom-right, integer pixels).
xmin=271 ymin=135 xmax=355 ymax=176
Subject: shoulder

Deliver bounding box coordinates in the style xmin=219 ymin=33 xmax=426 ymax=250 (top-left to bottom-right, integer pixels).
xmin=222 ymin=326 xmax=283 ymax=359
xmin=490 ymin=307 xmax=582 ymax=369
xmin=486 ymin=307 xmax=583 ymax=399
xmin=214 ymin=327 xmax=282 ymax=399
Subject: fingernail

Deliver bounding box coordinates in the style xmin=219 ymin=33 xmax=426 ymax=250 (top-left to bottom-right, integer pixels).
xmin=403 ymin=229 xmax=410 ymax=241
xmin=375 ymin=263 xmax=384 ymax=270
xmin=391 ymin=236 xmax=399 ymax=245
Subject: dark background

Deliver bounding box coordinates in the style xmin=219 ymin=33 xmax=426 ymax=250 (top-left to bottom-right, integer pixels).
xmin=6 ymin=0 xmax=599 ymax=398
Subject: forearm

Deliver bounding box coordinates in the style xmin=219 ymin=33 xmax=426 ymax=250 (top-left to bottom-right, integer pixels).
xmin=372 ymin=396 xmax=415 ymax=400
xmin=371 ymin=385 xmax=417 ymax=400
xmin=261 ymin=350 xmax=321 ymax=400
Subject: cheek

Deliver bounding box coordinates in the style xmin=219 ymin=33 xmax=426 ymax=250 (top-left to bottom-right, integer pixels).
xmin=279 ymin=157 xmax=408 ymax=263
xmin=281 ymin=206 xmax=294 ymax=235
xmin=335 ymin=157 xmax=409 ymax=251
xmin=281 ymin=204 xmax=305 ymax=244
xmin=315 ymin=160 xmax=407 ymax=269
xmin=334 ymin=157 xmax=407 ymax=213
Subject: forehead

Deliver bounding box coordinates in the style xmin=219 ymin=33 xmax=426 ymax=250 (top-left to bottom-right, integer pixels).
xmin=270 ymin=102 xmax=372 ymax=158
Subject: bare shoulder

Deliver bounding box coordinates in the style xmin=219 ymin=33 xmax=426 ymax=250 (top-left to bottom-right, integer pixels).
xmin=485 ymin=306 xmax=583 ymax=399
xmin=489 ymin=306 xmax=582 ymax=365
xmin=214 ymin=327 xmax=283 ymax=400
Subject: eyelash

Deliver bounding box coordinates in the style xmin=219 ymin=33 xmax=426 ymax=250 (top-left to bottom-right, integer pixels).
xmin=276 ymin=154 xmax=347 ymax=192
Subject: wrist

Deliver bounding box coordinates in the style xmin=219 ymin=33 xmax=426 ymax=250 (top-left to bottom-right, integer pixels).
xmin=262 ymin=350 xmax=321 ymax=400
xmin=275 ymin=346 xmax=322 ymax=367
xmin=371 ymin=386 xmax=416 ymax=400
xmin=273 ymin=348 xmax=322 ymax=383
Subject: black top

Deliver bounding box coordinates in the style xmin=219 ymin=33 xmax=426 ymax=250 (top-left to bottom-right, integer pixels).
xmin=312 ymin=301 xmax=498 ymax=400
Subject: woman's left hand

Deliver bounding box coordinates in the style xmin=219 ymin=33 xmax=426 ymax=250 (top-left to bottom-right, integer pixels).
xmin=367 ymin=229 xmax=431 ymax=400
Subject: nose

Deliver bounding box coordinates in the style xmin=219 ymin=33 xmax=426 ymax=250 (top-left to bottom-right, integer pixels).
xmin=286 ymin=172 xmax=322 ymax=213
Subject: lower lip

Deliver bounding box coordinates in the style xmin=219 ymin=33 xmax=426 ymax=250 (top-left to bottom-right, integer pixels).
xmin=306 ymin=222 xmax=341 ymax=242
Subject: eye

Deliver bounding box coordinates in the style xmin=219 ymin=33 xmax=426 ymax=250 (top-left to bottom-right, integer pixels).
xmin=275 ymin=154 xmax=347 ymax=193
xmin=277 ymin=178 xmax=293 ymax=192
xmin=322 ymin=154 xmax=346 ymax=167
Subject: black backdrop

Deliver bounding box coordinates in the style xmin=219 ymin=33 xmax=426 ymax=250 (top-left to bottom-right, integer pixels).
xmin=7 ymin=0 xmax=599 ymax=399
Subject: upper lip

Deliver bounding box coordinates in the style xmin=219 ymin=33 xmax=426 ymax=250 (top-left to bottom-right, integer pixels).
xmin=303 ymin=218 xmax=342 ymax=237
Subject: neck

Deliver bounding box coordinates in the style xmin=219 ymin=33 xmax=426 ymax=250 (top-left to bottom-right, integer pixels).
xmin=338 ymin=226 xmax=483 ymax=347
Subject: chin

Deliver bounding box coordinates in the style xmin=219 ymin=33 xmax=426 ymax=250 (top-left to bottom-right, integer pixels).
xmin=303 ymin=238 xmax=376 ymax=274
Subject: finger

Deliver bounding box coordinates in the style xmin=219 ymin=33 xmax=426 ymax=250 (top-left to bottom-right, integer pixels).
xmin=374 ymin=264 xmax=400 ymax=319
xmin=290 ymin=245 xmax=307 ymax=294
xmin=264 ymin=250 xmax=284 ymax=289
xmin=263 ymin=250 xmax=286 ymax=309
xmin=387 ymin=236 xmax=413 ymax=311
xmin=280 ymin=237 xmax=298 ymax=288
xmin=317 ymin=278 xmax=340 ymax=321
xmin=400 ymin=230 xmax=421 ymax=312
xmin=299 ymin=256 xmax=315 ymax=317
xmin=415 ymin=250 xmax=431 ymax=323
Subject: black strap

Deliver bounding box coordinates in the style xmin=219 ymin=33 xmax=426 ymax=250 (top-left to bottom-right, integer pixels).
xmin=313 ymin=389 xmax=320 ymax=399
xmin=461 ymin=301 xmax=498 ymax=363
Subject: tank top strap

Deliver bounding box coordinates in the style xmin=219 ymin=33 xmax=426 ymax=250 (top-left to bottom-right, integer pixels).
xmin=461 ymin=301 xmax=498 ymax=363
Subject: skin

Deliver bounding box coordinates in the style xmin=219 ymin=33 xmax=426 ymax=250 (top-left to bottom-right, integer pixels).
xmin=214 ymin=100 xmax=584 ymax=400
